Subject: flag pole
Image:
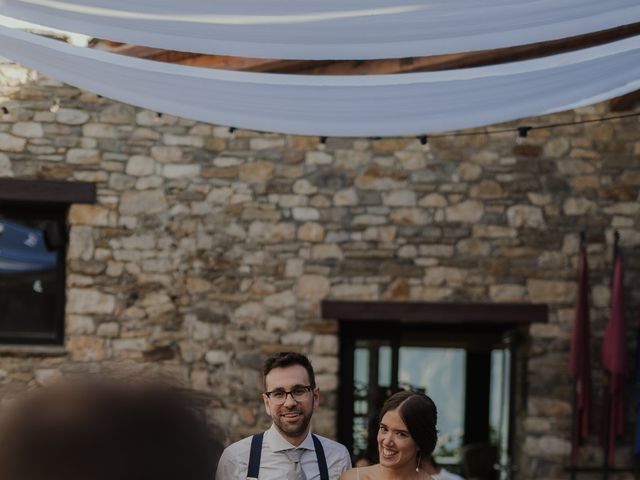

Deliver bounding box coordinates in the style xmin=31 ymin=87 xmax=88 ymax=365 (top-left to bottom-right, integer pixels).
xmin=572 ymin=354 xmax=578 ymax=480
xmin=602 ymin=231 xmax=620 ymax=480
xmin=602 ymin=387 xmax=611 ymax=480
xmin=634 ymin=316 xmax=640 ymax=475
xmin=570 ymin=231 xmax=587 ymax=477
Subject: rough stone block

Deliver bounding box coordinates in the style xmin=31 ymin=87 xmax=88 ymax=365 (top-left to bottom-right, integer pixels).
xmin=67 ymin=288 xmax=116 ymax=314
xmin=239 ymin=160 xmax=274 ymax=183
xmin=68 ymin=204 xmax=111 ymax=226
xmin=382 ymin=190 xmax=417 ymax=207
xmin=292 ymin=207 xmax=320 ymax=221
xmin=11 ymin=121 xmax=43 ymax=138
xmin=67 ymin=226 xmax=94 ymax=261
xmin=0 ymin=152 xmax=13 ymax=177
xmin=66 ymin=315 xmax=96 ymax=335
xmin=333 ymin=188 xmax=358 ymax=206
xmin=162 ymin=133 xmax=204 ymax=147
xmin=205 ymin=350 xmax=230 ymax=366
xmin=563 ymin=197 xmax=598 ymax=215
xmin=313 ymin=335 xmax=339 ymax=355
xmin=83 ymin=123 xmax=118 ymax=138
xmin=56 ymin=108 xmax=90 ymax=125
xmin=126 ymin=155 xmax=155 ymax=176
xmin=329 ymin=284 xmax=378 ymax=300
xmin=297 ymin=222 xmax=325 ymax=242
xmin=418 ymin=193 xmax=447 ymax=207
xmin=264 ymin=290 xmax=297 ymax=309
xmin=250 ymin=137 xmax=285 ymax=150
xmin=0 ymin=132 xmax=27 ymax=152
xmin=167 ymin=165 xmax=204 ymax=181
xmin=457 ymin=162 xmax=482 ymax=181
xmin=119 ymin=190 xmax=167 ymax=215
xmin=67 ymin=335 xmax=107 ymax=361
xmin=506 ymin=205 xmax=546 ymax=228
xmin=446 ymin=200 xmax=484 ymax=223
xmin=527 ymin=279 xmax=576 ymax=304
xmin=489 ymin=284 xmax=526 ymax=302
xmin=311 ymin=244 xmax=343 ymax=260
xmin=296 ymin=275 xmax=330 ymax=301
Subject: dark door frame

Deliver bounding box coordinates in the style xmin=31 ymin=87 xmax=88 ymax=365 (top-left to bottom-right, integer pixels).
xmin=323 ymin=300 xmax=547 ymax=469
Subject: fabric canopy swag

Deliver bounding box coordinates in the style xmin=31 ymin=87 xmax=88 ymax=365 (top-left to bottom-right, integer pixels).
xmin=1 ymin=24 xmax=640 ymax=137
xmin=1 ymin=0 xmax=640 ymax=59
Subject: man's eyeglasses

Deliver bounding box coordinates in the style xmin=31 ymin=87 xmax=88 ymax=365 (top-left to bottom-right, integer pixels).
xmin=264 ymin=385 xmax=313 ymax=405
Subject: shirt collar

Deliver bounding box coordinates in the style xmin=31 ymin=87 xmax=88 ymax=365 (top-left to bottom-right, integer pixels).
xmin=266 ymin=423 xmax=315 ymax=452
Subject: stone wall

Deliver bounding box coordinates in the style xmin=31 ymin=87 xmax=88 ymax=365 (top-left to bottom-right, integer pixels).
xmin=1 ymin=64 xmax=639 ymax=479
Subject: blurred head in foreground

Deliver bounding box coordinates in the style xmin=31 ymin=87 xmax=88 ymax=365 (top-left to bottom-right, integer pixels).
xmin=0 ymin=378 xmax=223 ymax=480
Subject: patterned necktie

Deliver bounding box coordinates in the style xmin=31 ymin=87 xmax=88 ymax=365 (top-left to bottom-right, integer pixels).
xmin=283 ymin=448 xmax=307 ymax=480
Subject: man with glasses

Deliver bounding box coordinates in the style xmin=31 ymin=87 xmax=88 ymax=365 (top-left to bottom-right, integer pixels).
xmin=216 ymin=351 xmax=351 ymax=480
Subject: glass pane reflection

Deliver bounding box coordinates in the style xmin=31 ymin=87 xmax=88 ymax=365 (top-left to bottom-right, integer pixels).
xmin=399 ymin=347 xmax=465 ymax=462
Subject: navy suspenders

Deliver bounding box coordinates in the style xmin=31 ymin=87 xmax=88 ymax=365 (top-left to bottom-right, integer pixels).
xmin=311 ymin=434 xmax=329 ymax=480
xmin=246 ymin=431 xmax=330 ymax=480
xmin=246 ymin=432 xmax=264 ymax=480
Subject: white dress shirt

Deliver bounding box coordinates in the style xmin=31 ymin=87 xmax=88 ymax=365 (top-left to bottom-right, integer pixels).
xmin=215 ymin=424 xmax=352 ymax=480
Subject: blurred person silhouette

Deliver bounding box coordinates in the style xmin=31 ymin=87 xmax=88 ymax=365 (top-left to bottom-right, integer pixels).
xmin=0 ymin=377 xmax=224 ymax=480
xmin=353 ymin=453 xmax=373 ymax=468
xmin=424 ymin=455 xmax=465 ymax=480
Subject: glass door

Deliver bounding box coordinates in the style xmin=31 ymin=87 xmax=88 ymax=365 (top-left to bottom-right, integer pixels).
xmin=352 ymin=340 xmax=394 ymax=459
xmin=398 ymin=347 xmax=466 ymax=463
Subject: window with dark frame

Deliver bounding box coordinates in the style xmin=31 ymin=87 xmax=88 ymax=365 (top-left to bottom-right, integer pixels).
xmin=0 ymin=178 xmax=95 ymax=345
xmin=0 ymin=206 xmax=67 ymax=344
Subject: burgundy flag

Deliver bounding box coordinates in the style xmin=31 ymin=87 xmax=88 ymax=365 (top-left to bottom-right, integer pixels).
xmin=569 ymin=245 xmax=592 ymax=465
xmin=602 ymin=252 xmax=628 ymax=463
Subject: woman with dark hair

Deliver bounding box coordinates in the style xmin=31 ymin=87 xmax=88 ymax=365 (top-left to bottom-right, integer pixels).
xmin=340 ymin=390 xmax=438 ymax=480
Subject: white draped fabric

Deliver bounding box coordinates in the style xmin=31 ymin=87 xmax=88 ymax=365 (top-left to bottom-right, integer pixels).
xmin=1 ymin=25 xmax=639 ymax=137
xmin=1 ymin=0 xmax=640 ymax=59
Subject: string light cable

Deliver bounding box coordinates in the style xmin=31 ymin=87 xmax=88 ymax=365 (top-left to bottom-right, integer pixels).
xmin=1 ymin=101 xmax=639 ymax=142
xmin=412 ymin=111 xmax=640 ymax=143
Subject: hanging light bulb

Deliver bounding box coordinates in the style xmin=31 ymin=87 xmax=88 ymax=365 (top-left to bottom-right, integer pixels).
xmin=49 ymin=98 xmax=60 ymax=113
xmin=516 ymin=126 xmax=532 ymax=144
xmin=417 ymin=134 xmax=429 ymax=151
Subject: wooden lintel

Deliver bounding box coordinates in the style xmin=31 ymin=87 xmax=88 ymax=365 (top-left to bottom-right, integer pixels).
xmin=322 ymin=300 xmax=548 ymax=325
xmin=0 ymin=178 xmax=96 ymax=205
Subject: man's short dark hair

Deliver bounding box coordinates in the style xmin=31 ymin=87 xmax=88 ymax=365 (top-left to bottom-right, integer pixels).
xmin=263 ymin=351 xmax=316 ymax=388
xmin=0 ymin=378 xmax=224 ymax=480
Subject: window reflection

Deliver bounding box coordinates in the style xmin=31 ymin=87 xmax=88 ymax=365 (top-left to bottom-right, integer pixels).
xmin=0 ymin=213 xmax=65 ymax=344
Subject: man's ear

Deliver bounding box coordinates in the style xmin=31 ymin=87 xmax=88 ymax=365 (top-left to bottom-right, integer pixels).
xmin=263 ymin=393 xmax=272 ymax=418
xmin=313 ymin=387 xmax=320 ymax=409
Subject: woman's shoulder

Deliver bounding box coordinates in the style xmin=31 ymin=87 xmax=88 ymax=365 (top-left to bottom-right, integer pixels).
xmin=340 ymin=465 xmax=380 ymax=480
xmin=339 ymin=467 xmax=359 ymax=480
